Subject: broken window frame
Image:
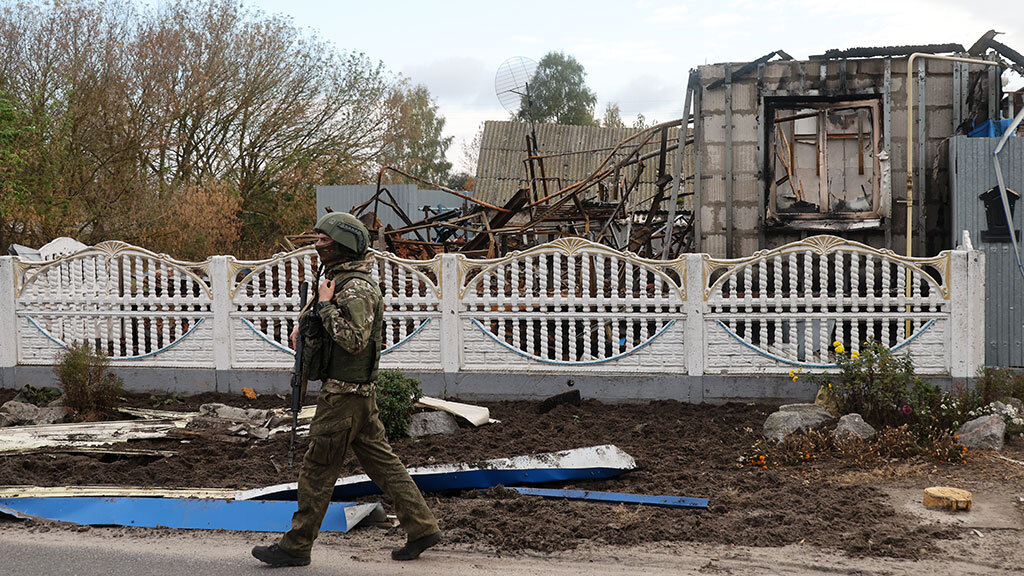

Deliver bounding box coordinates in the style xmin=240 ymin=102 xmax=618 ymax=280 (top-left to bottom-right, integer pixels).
xmin=766 ymin=97 xmax=884 ymax=223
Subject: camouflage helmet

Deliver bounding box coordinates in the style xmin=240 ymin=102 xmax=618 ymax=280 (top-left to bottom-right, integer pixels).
xmin=314 ymin=211 xmax=369 ymax=256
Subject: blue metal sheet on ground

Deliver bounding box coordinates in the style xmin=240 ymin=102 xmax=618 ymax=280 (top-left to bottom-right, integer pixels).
xmin=505 ymin=487 xmax=709 ymax=509
xmin=235 ymin=445 xmax=638 ymax=502
xmin=0 ymin=497 xmax=362 ymax=532
xmin=323 ymin=467 xmax=629 ymax=500
xmin=244 ymin=468 xmax=628 ymax=501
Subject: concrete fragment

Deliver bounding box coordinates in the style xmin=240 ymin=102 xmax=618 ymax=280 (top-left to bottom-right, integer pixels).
xmin=0 ymin=401 xmax=40 ymax=427
xmin=763 ymin=403 xmax=836 ymax=443
xmin=835 ymin=413 xmax=876 ymax=440
xmin=198 ymin=403 xmax=272 ymax=424
xmin=956 ymin=414 xmax=1006 ymax=451
xmin=408 ymin=411 xmax=460 ymax=437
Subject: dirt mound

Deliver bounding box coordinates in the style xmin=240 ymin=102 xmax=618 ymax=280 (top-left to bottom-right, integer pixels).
xmin=1 ymin=391 xmax=1021 ymax=558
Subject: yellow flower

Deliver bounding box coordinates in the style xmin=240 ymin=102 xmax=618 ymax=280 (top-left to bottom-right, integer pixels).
xmin=788 ymin=369 xmax=796 ymax=378
xmin=832 ymin=340 xmax=842 ymax=350
xmin=792 ymin=375 xmax=798 ymax=382
xmin=851 ymin=350 xmax=860 ymax=359
xmin=835 ymin=345 xmax=845 ymax=354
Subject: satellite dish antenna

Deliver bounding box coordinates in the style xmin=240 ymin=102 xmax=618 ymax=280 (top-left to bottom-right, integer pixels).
xmin=495 ymin=56 xmax=537 ymax=114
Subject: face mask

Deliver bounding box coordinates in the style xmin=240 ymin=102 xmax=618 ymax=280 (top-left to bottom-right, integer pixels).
xmin=315 ymin=241 xmax=350 ymax=266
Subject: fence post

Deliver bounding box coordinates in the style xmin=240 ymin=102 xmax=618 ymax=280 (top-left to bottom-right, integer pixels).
xmin=210 ymin=256 xmax=233 ymax=383
xmin=0 ymin=257 xmax=17 ymax=369
xmin=948 ymin=249 xmax=969 ymax=379
xmin=949 ymin=247 xmax=987 ymax=380
xmin=965 ymin=248 xmax=986 ymax=378
xmin=438 ymin=254 xmax=461 ymax=378
xmin=684 ymin=253 xmax=705 ymax=379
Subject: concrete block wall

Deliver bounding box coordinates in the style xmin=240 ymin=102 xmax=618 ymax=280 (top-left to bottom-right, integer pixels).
xmin=695 ymin=55 xmax=985 ymax=258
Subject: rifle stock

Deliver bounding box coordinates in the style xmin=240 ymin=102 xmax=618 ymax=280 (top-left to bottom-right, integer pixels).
xmin=288 ymin=281 xmax=310 ymax=469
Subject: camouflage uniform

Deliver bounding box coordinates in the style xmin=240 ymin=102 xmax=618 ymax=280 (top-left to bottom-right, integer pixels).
xmin=277 ymin=254 xmax=439 ymax=558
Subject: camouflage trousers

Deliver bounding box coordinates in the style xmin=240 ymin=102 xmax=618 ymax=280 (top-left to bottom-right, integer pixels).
xmin=278 ymin=391 xmax=439 ymax=555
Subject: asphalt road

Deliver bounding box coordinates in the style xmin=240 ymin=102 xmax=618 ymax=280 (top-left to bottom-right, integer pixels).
xmin=2 ymin=521 xmax=1020 ymax=576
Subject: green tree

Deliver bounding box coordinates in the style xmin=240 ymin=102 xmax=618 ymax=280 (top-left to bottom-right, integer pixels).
xmin=379 ymin=83 xmax=453 ymax=185
xmin=517 ymin=51 xmax=597 ymax=126
xmin=601 ymin=103 xmax=625 ymax=128
xmin=0 ymin=94 xmax=32 ymax=251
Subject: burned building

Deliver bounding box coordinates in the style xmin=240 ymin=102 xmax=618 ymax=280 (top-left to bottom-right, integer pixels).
xmin=693 ymin=44 xmax=1007 ymax=258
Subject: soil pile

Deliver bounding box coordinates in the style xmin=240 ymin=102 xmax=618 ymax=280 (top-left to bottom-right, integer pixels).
xmin=1 ymin=389 xmax=1021 ymax=559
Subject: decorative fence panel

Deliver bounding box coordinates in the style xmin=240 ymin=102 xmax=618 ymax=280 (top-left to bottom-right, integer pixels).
xmin=702 ymin=236 xmax=953 ymax=373
xmin=229 ymin=250 xmax=444 ymax=370
xmin=11 ymin=242 xmax=214 ymax=367
xmin=457 ymin=238 xmax=687 ymax=373
xmin=0 ymin=235 xmax=985 ymax=381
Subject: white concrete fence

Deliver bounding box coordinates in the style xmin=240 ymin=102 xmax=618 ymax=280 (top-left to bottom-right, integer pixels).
xmin=0 ymin=235 xmax=985 ymax=389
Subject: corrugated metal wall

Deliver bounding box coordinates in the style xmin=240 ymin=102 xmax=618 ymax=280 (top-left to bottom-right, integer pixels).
xmin=950 ymin=135 xmax=1024 ymax=367
xmin=316 ymin=184 xmax=468 ymax=235
xmin=475 ymin=120 xmax=683 ymax=208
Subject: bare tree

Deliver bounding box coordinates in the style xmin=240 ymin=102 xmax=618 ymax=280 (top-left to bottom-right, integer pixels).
xmin=0 ymin=0 xmax=452 ymax=257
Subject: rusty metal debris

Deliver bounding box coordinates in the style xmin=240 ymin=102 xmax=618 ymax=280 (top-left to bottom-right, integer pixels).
xmin=339 ymin=109 xmax=698 ymax=260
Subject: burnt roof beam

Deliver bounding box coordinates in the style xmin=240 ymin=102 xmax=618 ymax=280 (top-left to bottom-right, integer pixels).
xmin=706 ymin=50 xmax=792 ymax=90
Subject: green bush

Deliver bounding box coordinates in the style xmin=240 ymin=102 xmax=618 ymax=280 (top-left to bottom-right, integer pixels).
xmin=817 ymin=340 xmax=941 ymax=432
xmin=975 ymin=367 xmax=1024 ymax=404
xmin=53 ymin=342 xmax=125 ymax=421
xmin=15 ymin=383 xmax=61 ymax=406
xmin=374 ymin=370 xmax=423 ymax=440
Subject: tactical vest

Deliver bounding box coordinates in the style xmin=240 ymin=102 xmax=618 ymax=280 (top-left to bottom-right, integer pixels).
xmin=301 ymin=269 xmax=383 ymax=384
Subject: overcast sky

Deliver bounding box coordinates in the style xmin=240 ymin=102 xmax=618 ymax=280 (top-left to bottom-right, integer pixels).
xmin=169 ymin=0 xmax=1024 ymax=172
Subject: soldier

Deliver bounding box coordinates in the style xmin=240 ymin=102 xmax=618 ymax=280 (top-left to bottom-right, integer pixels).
xmin=252 ymin=212 xmax=441 ymax=567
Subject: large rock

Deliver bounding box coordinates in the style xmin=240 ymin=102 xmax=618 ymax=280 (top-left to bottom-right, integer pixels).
xmin=0 ymin=401 xmax=40 ymax=427
xmin=763 ymin=403 xmax=836 ymax=443
xmin=999 ymin=397 xmax=1023 ymax=414
xmin=834 ymin=413 xmax=876 ymax=440
xmin=32 ymin=407 xmax=68 ymax=425
xmin=956 ymin=414 xmax=1005 ymax=451
xmin=408 ymin=411 xmax=460 ymax=437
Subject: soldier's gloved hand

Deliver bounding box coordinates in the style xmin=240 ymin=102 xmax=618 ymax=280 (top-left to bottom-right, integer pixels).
xmin=289 ymin=325 xmax=298 ymax=350
xmin=318 ymin=278 xmax=335 ymax=303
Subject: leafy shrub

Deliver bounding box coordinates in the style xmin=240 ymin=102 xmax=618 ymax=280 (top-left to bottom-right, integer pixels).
xmin=816 ymin=340 xmax=943 ymax=434
xmin=935 ymin=383 xmax=984 ymax=431
xmin=150 ymin=392 xmax=184 ymax=409
xmin=974 ymin=367 xmax=1024 ymax=404
xmin=16 ymin=383 xmax=61 ymax=406
xmin=375 ymin=370 xmax=423 ymax=440
xmin=53 ymin=342 xmax=125 ymax=421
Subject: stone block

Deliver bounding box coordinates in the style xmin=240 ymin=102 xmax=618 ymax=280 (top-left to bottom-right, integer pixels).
xmin=408 ymin=411 xmax=460 ymax=437
xmin=732 ymin=84 xmax=759 ymax=113
xmin=835 ymin=413 xmax=876 ymax=440
xmin=0 ymin=401 xmax=40 ymax=427
xmin=763 ymin=403 xmax=836 ymax=443
xmin=956 ymin=414 xmax=1005 ymax=451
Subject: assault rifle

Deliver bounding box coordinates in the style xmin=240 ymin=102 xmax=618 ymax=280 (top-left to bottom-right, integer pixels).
xmin=288 ymin=281 xmax=310 ymax=469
